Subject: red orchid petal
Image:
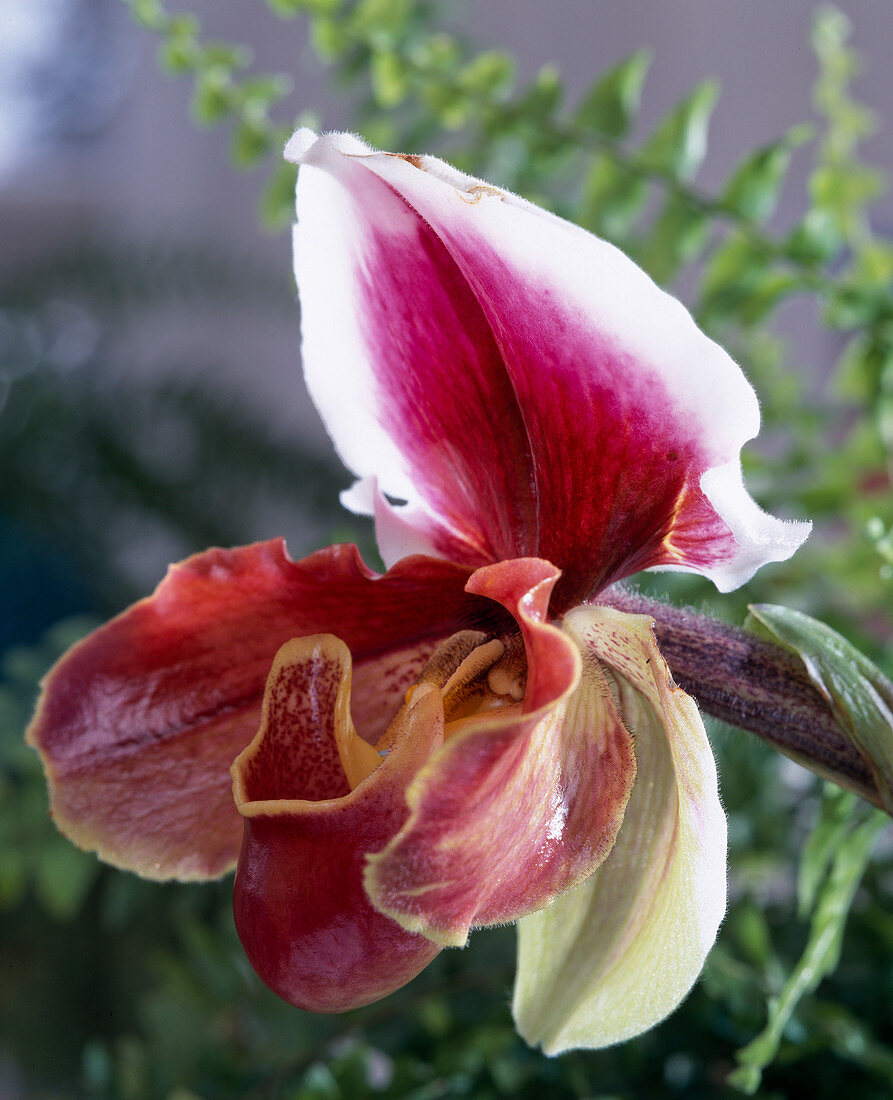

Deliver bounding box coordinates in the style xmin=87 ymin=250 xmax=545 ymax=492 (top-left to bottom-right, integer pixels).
xmin=292 ymin=139 xmax=532 ymax=571
xmin=364 ymin=558 xmax=636 ymax=946
xmin=288 ymin=130 xmax=809 ymax=604
xmin=26 ymin=539 xmax=481 ymax=880
xmin=232 ymin=636 xmax=442 ymax=1011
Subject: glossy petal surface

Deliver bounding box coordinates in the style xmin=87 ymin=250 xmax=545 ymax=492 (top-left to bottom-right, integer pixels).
xmin=365 ymin=559 xmax=636 ymax=945
xmin=288 ymin=129 xmax=809 ymax=603
xmin=26 ymin=539 xmax=481 ymax=880
xmin=513 ymin=605 xmax=727 ymax=1053
xmin=233 ymin=636 xmax=442 ymax=1011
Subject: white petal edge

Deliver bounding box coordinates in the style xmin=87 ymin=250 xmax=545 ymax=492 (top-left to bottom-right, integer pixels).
xmin=341 ymin=476 xmax=467 ymax=568
xmin=288 ymin=129 xmax=809 ymax=588
xmin=513 ymin=606 xmax=727 ymax=1053
xmin=295 ymin=131 xmax=758 ymax=467
xmin=649 ymin=459 xmax=811 ymax=593
xmin=699 ymin=461 xmax=811 ymax=591
xmin=289 ymin=129 xmax=422 ymax=509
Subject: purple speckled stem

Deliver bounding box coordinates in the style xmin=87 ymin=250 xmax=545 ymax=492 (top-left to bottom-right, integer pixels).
xmin=600 ymin=587 xmax=884 ymax=812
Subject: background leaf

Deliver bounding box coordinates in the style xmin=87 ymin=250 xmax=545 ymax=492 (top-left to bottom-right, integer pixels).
xmin=748 ymin=604 xmax=893 ymax=813
xmin=572 ymin=51 xmax=651 ymax=138
xmin=639 ymin=79 xmax=719 ymax=180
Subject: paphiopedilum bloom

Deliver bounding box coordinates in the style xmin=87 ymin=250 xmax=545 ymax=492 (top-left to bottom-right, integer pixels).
xmin=27 ymin=130 xmax=810 ymax=1053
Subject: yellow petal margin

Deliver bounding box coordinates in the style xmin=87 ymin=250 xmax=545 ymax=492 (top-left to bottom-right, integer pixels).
xmin=513 ymin=605 xmax=727 ymax=1054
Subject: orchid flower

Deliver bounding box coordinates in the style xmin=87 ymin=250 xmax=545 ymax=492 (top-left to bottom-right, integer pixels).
xmin=26 ymin=130 xmax=810 ymax=1054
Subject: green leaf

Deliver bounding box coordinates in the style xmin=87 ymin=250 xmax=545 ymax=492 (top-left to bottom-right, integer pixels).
xmin=231 ymin=120 xmax=274 ymax=168
xmin=722 ymin=124 xmax=813 ymax=222
xmin=371 ymin=48 xmax=410 ymax=107
xmin=158 ymin=17 xmax=207 ymax=76
xmin=34 ymin=839 xmax=99 ymax=920
xmin=191 ymin=67 xmax=234 ymax=125
xmin=309 ymin=16 xmax=349 ymax=59
xmin=261 ymin=160 xmax=299 ymax=230
xmin=879 ymin=374 xmax=893 ymax=459
xmin=747 ymin=604 xmax=893 ymax=812
xmin=160 ymin=28 xmax=200 ymax=74
xmin=167 ymin=14 xmax=199 ymax=38
xmin=812 ymin=163 xmax=883 ymax=217
xmin=573 ymin=51 xmax=651 ymax=139
xmin=639 ymin=191 xmax=711 ymax=283
xmin=265 ymin=0 xmax=302 ymax=17
xmin=267 ymin=0 xmax=342 ymax=16
xmin=128 ymin=0 xmax=166 ymax=31
xmin=733 ymin=901 xmax=776 ymax=970
xmin=797 ymin=786 xmax=858 ymax=917
xmin=812 ymin=3 xmax=852 ymax=58
xmin=423 ymin=81 xmax=472 ymax=131
xmin=860 ymin=240 xmax=893 ymax=283
xmin=808 ymin=1002 xmax=893 ymax=1086
xmin=700 ymin=230 xmax=767 ymax=319
xmin=239 ymin=74 xmax=292 ymax=110
xmin=301 ymin=0 xmax=343 ymax=13
xmin=0 ymin=848 xmax=26 ymax=910
xmin=350 ymin=0 xmax=412 ymax=39
xmin=409 ymin=32 xmax=461 ymax=75
xmin=201 ymin=42 xmax=252 ymax=71
xmin=579 ymin=152 xmax=649 ymax=241
xmin=297 ymin=1061 xmax=340 ymax=1098
xmin=640 ymin=80 xmax=719 ymax=181
xmin=729 ymin=803 xmax=885 ymax=1093
xmin=784 ymin=207 xmax=844 ymax=265
xmin=826 ymin=281 xmax=891 ymax=330
xmin=456 ymin=50 xmax=515 ymax=99
xmin=516 ymin=64 xmax=563 ymax=121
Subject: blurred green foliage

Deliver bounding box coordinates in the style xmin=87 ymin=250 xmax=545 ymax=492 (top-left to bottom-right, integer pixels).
xmin=0 ymin=242 xmax=356 ymax=622
xmin=746 ymin=605 xmax=893 ymax=813
xmin=2 ymin=1 xmax=892 ymax=1096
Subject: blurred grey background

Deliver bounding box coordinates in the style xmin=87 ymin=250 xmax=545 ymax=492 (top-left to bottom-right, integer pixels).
xmin=1 ymin=0 xmax=891 ymax=600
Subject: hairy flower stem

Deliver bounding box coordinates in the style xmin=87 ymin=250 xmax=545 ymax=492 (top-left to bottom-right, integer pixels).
xmin=601 ymin=588 xmax=885 ymax=812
